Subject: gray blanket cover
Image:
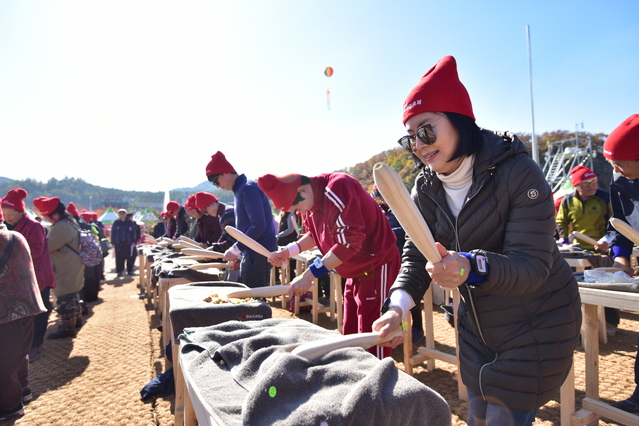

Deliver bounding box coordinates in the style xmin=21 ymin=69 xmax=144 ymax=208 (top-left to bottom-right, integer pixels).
xmin=180 ymin=319 xmax=451 ymax=426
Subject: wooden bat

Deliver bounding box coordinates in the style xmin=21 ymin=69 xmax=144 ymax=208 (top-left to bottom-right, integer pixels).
xmin=172 ymin=258 xmax=199 ymax=266
xmin=188 ymin=262 xmax=233 ymax=270
xmin=572 ymin=231 xmax=599 ymax=246
xmin=178 ymin=236 xmax=200 ymax=246
xmin=225 ymin=285 xmax=290 ymax=299
xmin=225 ymin=226 xmax=273 ymax=259
xmin=179 ymin=255 xmax=217 ymax=261
xmin=174 ymin=239 xmax=202 ymax=249
xmin=291 ymin=328 xmax=403 ymax=362
xmin=181 ymin=248 xmax=225 ymax=259
xmin=373 ymin=163 xmax=442 ymax=263
xmin=610 ymin=218 xmax=639 ymax=246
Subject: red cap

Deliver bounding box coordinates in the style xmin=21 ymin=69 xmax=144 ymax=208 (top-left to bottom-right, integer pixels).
xmin=603 ymin=114 xmax=639 ymax=161
xmin=91 ymin=212 xmax=99 ymax=221
xmin=184 ymin=194 xmax=197 ymax=211
xmin=67 ymin=202 xmax=80 ymax=217
xmin=1 ymin=188 xmax=28 ymax=212
xmin=33 ymin=196 xmax=61 ymax=217
xmin=0 ymin=207 xmax=3 ymax=222
xmin=205 ymin=151 xmax=236 ymax=176
xmin=402 ymin=55 xmax=475 ymax=125
xmin=80 ymin=210 xmax=92 ymax=222
xmin=194 ymin=191 xmax=219 ymax=211
xmin=570 ymin=165 xmax=597 ymax=186
xmin=166 ymin=201 xmax=180 ymax=213
xmin=257 ymin=174 xmax=302 ymax=212
xmin=160 ymin=211 xmax=175 ymax=219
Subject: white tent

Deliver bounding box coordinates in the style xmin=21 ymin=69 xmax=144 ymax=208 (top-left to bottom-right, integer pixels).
xmin=99 ymin=207 xmax=119 ymax=224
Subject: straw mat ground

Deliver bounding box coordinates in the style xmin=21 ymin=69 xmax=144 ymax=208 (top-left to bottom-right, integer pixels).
xmin=3 ymin=253 xmax=638 ymax=425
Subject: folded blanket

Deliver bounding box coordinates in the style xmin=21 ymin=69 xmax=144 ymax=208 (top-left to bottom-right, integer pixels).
xmin=180 ymin=319 xmax=451 ymax=426
xmin=169 ymin=283 xmax=272 ymax=342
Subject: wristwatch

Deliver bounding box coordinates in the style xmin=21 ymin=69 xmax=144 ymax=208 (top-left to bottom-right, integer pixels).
xmin=470 ymin=251 xmax=488 ymax=276
xmin=380 ymin=297 xmax=392 ymax=314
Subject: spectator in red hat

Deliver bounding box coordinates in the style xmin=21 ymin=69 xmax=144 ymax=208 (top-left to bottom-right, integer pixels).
xmin=205 ymin=151 xmax=276 ymax=288
xmin=371 ymin=55 xmax=581 ymax=424
xmin=190 ymin=192 xmax=222 ymax=247
xmin=32 ymin=197 xmax=84 ymax=339
xmin=2 ymin=189 xmax=55 ymax=361
xmin=260 ymin=172 xmax=400 ymax=359
xmin=0 ymin=214 xmax=46 ymax=421
xmin=556 ymin=165 xmax=612 ymax=252
xmin=602 ymin=114 xmax=639 ymax=414
xmin=166 ymin=201 xmax=189 ymax=239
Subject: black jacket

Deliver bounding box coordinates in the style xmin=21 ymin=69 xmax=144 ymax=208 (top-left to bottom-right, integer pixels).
xmin=391 ymin=130 xmax=582 ymax=411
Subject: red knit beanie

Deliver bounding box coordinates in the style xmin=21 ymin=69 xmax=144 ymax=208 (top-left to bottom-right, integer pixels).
xmin=257 ymin=174 xmax=302 ymax=212
xmin=33 ymin=196 xmax=61 ymax=217
xmin=0 ymin=206 xmax=3 ymax=222
xmin=184 ymin=194 xmax=197 ymax=211
xmin=166 ymin=201 xmax=180 ymax=214
xmin=570 ymin=165 xmax=597 ymax=186
xmin=1 ymin=188 xmax=28 ymax=212
xmin=91 ymin=212 xmax=99 ymax=221
xmin=80 ymin=211 xmax=92 ymax=222
xmin=402 ymin=55 xmax=475 ymax=125
xmin=194 ymin=192 xmax=218 ymax=211
xmin=67 ymin=202 xmax=80 ymax=217
xmin=205 ymin=151 xmax=236 ymax=176
xmin=603 ymin=114 xmax=639 ymax=161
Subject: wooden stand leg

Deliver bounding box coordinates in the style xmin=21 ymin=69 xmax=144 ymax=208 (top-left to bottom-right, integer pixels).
xmin=560 ymin=361 xmax=575 ymax=426
xmin=402 ymin=314 xmax=413 ymax=376
xmin=172 ymin=339 xmax=185 ymax=426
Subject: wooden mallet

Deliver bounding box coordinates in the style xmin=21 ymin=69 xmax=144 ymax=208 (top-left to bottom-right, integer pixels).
xmin=291 ymin=328 xmax=404 ymax=362
xmin=225 ymin=226 xmax=274 ymax=259
xmin=373 ymin=163 xmax=442 ymax=263
xmin=225 ymin=285 xmax=290 ymax=299
xmin=180 ymin=248 xmax=225 ymax=259
xmin=572 ymin=231 xmax=599 ymax=247
xmin=610 ymin=218 xmax=639 ymax=246
xmin=188 ymin=262 xmax=233 ymax=270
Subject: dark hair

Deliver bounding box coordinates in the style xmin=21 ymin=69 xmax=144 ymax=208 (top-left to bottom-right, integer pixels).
xmin=401 ymin=112 xmax=482 ymax=172
xmin=51 ymin=202 xmax=73 ymax=222
xmin=291 ymin=176 xmax=311 ymax=206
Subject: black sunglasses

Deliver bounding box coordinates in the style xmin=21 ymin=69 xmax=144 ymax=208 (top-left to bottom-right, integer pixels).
xmin=208 ymin=174 xmax=222 ymax=186
xmin=398 ymin=115 xmax=447 ymax=152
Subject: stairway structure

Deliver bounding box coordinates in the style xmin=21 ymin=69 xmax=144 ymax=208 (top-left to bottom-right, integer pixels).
xmin=542 ymin=135 xmax=595 ymax=193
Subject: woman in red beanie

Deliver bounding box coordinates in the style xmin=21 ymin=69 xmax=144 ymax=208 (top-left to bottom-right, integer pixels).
xmin=2 ymin=189 xmax=56 ymax=361
xmin=373 ymin=55 xmax=581 ymax=425
xmin=32 ymin=197 xmax=85 ymax=339
xmin=602 ymin=114 xmax=639 ymax=413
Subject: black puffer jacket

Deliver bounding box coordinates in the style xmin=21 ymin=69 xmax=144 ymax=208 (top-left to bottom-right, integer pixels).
xmin=392 ymin=130 xmax=581 ymax=411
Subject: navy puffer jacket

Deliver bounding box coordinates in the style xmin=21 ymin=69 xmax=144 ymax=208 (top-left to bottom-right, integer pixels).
xmin=391 ymin=130 xmax=582 ymax=411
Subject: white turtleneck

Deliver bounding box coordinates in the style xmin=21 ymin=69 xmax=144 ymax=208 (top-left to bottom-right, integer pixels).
xmin=436 ymin=154 xmax=475 ymax=218
xmin=389 ymin=154 xmax=476 ymax=317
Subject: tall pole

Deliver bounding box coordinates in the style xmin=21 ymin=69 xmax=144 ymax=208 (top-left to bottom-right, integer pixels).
xmin=526 ymin=25 xmax=539 ymax=164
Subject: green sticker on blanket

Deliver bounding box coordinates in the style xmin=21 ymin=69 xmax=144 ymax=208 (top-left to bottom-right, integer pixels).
xmin=268 ymin=386 xmax=277 ymax=398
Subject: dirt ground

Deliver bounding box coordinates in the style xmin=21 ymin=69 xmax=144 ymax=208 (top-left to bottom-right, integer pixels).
xmin=3 ymin=253 xmax=638 ymax=425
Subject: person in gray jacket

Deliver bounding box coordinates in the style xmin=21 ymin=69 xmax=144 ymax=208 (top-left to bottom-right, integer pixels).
xmin=373 ymin=55 xmax=581 ymax=426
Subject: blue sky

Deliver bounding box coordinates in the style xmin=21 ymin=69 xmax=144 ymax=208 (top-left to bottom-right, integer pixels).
xmin=1 ymin=0 xmax=637 ymax=192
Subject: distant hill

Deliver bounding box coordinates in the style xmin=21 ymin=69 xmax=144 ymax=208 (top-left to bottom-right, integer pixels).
xmin=0 ymin=177 xmax=233 ymax=213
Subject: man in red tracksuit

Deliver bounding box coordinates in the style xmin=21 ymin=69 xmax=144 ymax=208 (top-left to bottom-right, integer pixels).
xmin=259 ymin=173 xmax=400 ymax=358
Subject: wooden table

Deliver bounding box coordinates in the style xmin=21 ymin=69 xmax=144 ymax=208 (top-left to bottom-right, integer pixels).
xmin=561 ymin=287 xmax=639 ymax=426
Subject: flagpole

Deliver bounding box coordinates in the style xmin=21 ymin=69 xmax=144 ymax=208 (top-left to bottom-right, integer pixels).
xmin=526 ymin=25 xmax=539 ymax=165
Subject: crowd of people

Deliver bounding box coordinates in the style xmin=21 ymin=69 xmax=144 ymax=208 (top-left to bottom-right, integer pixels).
xmin=1 ymin=54 xmax=638 ymax=424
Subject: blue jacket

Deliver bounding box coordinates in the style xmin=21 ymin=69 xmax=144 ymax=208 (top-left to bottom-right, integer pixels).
xmin=111 ymin=218 xmax=136 ymax=245
xmin=608 ymin=172 xmax=639 ymax=259
xmin=233 ymin=174 xmax=277 ymax=252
